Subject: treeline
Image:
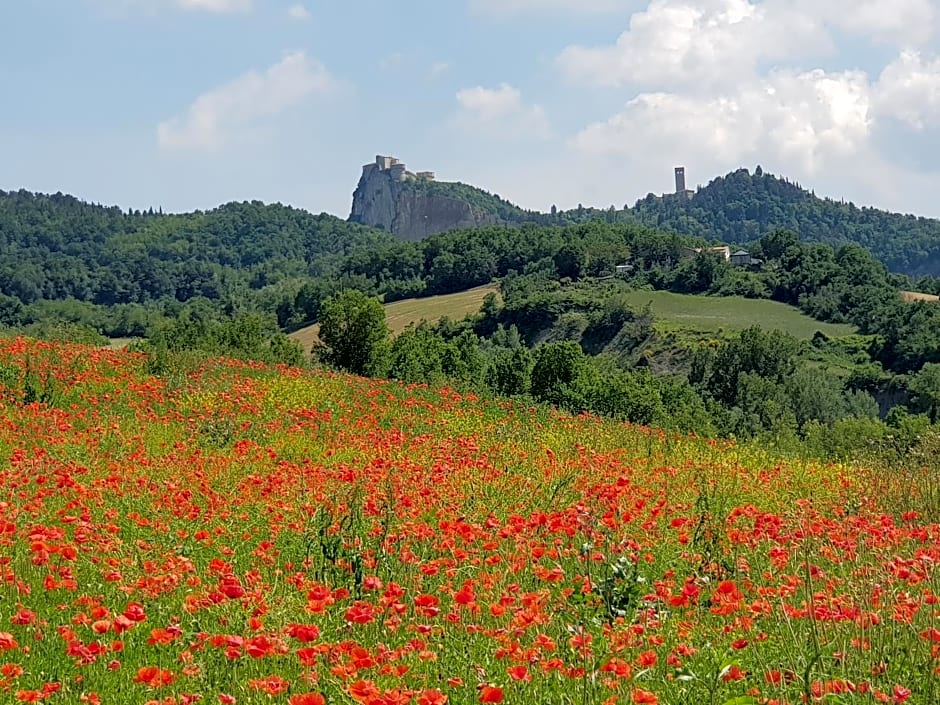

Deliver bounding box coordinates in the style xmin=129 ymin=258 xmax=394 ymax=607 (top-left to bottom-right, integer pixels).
xmin=276 ymin=221 xmax=940 ymax=376
xmin=277 ymin=287 xmax=936 ymax=463
xmin=0 ymin=190 xmax=392 ymax=309
xmin=386 ymin=166 xmax=940 ymax=277
xmin=632 ymin=167 xmax=940 ymax=277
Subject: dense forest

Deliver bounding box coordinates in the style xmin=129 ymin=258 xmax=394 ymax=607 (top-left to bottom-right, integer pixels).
xmin=378 ymin=168 xmax=940 ymax=277
xmin=631 ymin=167 xmax=940 ymax=277
xmin=0 ymin=189 xmax=393 ymax=307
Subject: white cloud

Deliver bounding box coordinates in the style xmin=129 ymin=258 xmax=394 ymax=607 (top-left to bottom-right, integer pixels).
xmin=558 ymin=0 xmax=829 ymax=89
xmin=158 ymin=51 xmax=338 ymax=153
xmin=573 ymin=69 xmax=872 ymax=173
xmin=557 ymin=0 xmax=937 ymax=91
xmin=486 ymin=0 xmax=936 ymax=46
xmin=876 ymin=51 xmax=940 ymax=129
xmin=455 ymin=84 xmax=552 ymax=140
xmin=796 ymin=0 xmax=937 ymax=47
xmin=287 ymin=4 xmax=311 ymax=21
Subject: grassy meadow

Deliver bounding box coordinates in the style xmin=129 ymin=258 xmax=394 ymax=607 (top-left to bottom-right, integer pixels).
xmin=0 ymin=338 xmax=937 ymax=704
xmin=289 ymin=285 xmax=499 ymax=353
xmin=617 ymin=290 xmax=857 ymax=339
xmin=901 ymin=291 xmax=940 ymax=303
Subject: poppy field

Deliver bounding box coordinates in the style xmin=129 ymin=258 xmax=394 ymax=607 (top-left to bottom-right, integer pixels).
xmin=1 ymin=338 xmax=939 ymax=704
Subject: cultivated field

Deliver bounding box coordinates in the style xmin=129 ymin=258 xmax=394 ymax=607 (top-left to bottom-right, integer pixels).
xmin=619 ymin=290 xmax=857 ymax=339
xmin=289 ymin=284 xmax=498 ymax=353
xmin=0 ymin=338 xmax=936 ymax=704
xmin=901 ymin=290 xmax=940 ymax=303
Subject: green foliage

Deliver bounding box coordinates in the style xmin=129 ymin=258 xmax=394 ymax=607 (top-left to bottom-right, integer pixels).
xmin=316 ymin=290 xmax=389 ymax=376
xmin=530 ymin=341 xmax=590 ymax=409
xmin=632 ymin=167 xmax=940 ymax=276
xmin=908 ymin=363 xmax=940 ymax=421
xmin=387 ymin=325 xmax=449 ymax=384
xmin=485 ymin=347 xmax=532 ymax=396
xmin=145 ymin=310 xmax=304 ymax=368
xmin=704 ymin=327 xmax=799 ymax=407
xmin=0 ymin=190 xmax=392 ymax=319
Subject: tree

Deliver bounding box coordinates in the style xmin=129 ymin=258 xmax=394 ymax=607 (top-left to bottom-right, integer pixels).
xmin=706 ymin=327 xmax=798 ymax=407
xmin=909 ymin=363 xmax=940 ymax=422
xmin=316 ymin=290 xmax=388 ymax=376
xmin=530 ymin=341 xmax=588 ymax=408
xmin=486 ymin=347 xmax=532 ymax=396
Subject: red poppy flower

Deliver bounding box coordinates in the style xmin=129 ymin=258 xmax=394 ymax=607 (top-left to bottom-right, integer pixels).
xmin=289 ymin=695 xmax=326 ymax=705
xmin=478 ymin=685 xmax=503 ymax=703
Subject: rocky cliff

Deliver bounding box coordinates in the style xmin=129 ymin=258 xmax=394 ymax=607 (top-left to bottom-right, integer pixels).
xmin=349 ymin=161 xmax=501 ymax=240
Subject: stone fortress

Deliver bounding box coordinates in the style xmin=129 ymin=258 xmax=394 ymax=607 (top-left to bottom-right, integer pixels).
xmin=350 ymin=154 xmax=495 ymax=240
xmin=361 ymin=155 xmax=436 ymax=184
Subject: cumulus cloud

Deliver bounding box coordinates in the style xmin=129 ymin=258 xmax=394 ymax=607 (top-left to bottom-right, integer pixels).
xmin=558 ymin=0 xmax=830 ymax=89
xmin=875 ymin=51 xmax=940 ymax=129
xmin=455 ymin=84 xmax=551 ymax=140
xmin=573 ymin=69 xmax=872 ymax=173
xmin=158 ymin=51 xmax=338 ymax=153
xmin=558 ymin=0 xmax=937 ymax=91
xmin=797 ymin=0 xmax=937 ymax=47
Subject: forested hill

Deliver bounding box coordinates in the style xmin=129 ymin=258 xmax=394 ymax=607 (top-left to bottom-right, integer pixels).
xmin=630 ymin=168 xmax=940 ymax=277
xmin=0 ymin=190 xmax=393 ymax=306
xmin=349 ymin=165 xmax=940 ymax=277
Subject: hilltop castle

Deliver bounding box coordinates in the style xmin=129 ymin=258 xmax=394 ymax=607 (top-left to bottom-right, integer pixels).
xmin=350 ymin=154 xmax=495 ymax=240
xmin=674 ymin=166 xmax=695 ymax=199
xmin=361 ymin=155 xmax=435 ymax=183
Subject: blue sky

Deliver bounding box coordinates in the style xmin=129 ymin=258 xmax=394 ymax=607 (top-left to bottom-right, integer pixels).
xmin=2 ymin=0 xmax=940 ymax=219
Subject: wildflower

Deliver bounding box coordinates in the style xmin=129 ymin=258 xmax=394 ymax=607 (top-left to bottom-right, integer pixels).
xmin=289 ymin=695 xmax=326 ymax=705
xmin=478 ymin=685 xmax=503 ymax=703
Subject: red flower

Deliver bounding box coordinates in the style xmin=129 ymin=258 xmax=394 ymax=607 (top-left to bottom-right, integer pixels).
xmin=0 ymin=632 xmax=18 ymax=652
xmin=478 ymin=685 xmax=503 ymax=703
xmin=893 ymin=685 xmax=912 ymax=703
xmin=133 ymin=666 xmax=176 ymax=687
xmin=417 ymin=689 xmax=448 ymax=705
xmin=507 ymin=665 xmax=530 ymax=682
xmin=289 ymin=695 xmax=326 ymax=705
xmin=631 ymin=689 xmax=658 ymax=704
xmin=345 ymin=601 xmax=376 ymax=625
xmin=248 ymin=676 xmax=289 ymax=696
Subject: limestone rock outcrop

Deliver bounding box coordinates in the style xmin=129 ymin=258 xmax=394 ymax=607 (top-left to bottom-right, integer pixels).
xmin=349 ymin=155 xmax=499 ymax=240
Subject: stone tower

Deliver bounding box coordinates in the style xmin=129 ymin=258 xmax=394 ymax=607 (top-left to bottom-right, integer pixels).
xmin=675 ymin=167 xmax=686 ymax=194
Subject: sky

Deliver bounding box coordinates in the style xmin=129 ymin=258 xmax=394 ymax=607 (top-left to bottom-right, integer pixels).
xmin=2 ymin=0 xmax=940 ymax=220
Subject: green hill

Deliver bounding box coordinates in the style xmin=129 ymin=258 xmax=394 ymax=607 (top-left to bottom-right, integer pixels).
xmin=380 ymin=167 xmax=940 ymax=278
xmin=616 ymin=290 xmax=856 ymax=339
xmin=630 ymin=168 xmax=940 ymax=277
xmin=0 ymin=190 xmax=393 ymax=307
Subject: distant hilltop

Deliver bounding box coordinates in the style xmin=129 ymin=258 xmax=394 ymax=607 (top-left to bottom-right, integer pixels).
xmin=349 ymin=154 xmax=513 ymax=240
xmin=346 ymin=157 xmax=940 ymax=276
xmin=360 ymin=155 xmax=436 ymax=183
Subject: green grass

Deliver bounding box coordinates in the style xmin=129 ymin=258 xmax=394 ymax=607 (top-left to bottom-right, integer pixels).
xmin=619 ymin=289 xmax=857 ymax=339
xmin=289 ymin=283 xmax=499 ymax=352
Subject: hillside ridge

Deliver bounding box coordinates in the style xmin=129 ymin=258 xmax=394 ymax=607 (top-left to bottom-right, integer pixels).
xmin=345 ymin=159 xmax=940 ymax=277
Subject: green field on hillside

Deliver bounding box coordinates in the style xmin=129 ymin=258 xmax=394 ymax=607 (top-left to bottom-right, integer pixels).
xmin=619 ymin=289 xmax=857 ymax=339
xmin=289 ymin=284 xmax=499 ymax=352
